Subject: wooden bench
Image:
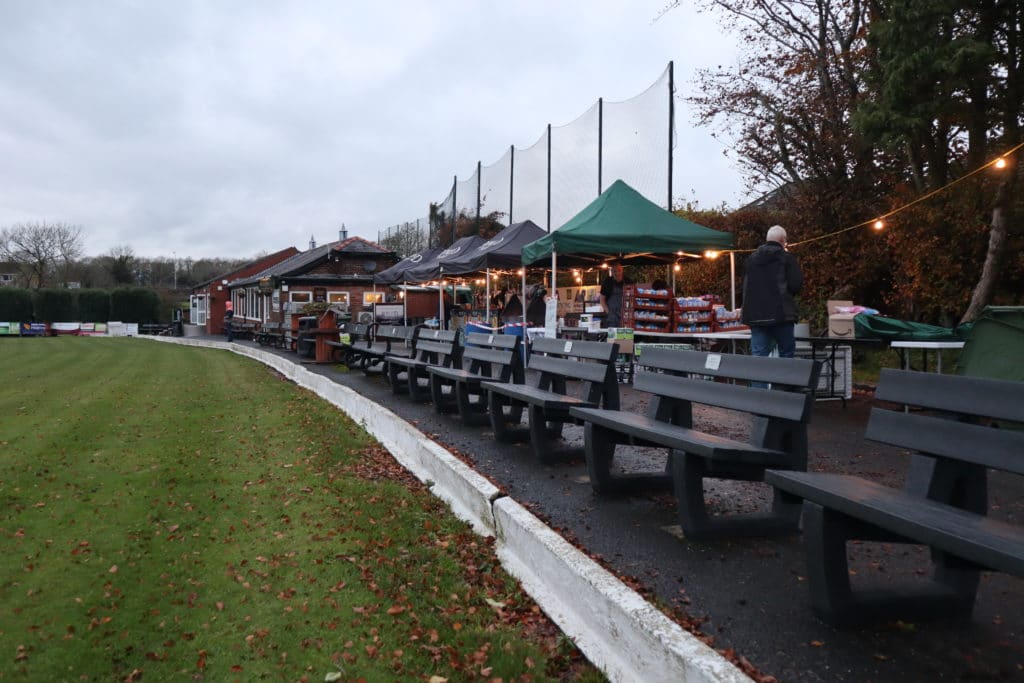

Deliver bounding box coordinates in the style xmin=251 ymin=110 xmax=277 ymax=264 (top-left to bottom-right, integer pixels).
xmin=323 ymin=323 xmax=371 ymax=363
xmin=426 ymin=332 xmax=524 ymax=424
xmin=256 ymin=322 xmax=287 ymax=348
xmin=482 ymin=337 xmax=620 ymax=463
xmin=230 ymin=321 xmax=256 ymax=340
xmin=766 ymin=368 xmax=1024 ymax=625
xmin=385 ymin=329 xmax=462 ymax=401
xmin=350 ymin=324 xmax=418 ymax=375
xmin=570 ymin=348 xmax=821 ymax=540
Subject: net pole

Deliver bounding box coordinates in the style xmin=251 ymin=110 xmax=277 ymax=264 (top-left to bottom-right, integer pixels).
xmin=546 ymin=123 xmax=552 ymax=232
xmin=476 ymin=160 xmax=482 ymax=221
xmin=451 ymin=175 xmax=457 ymax=246
xmin=667 ymin=60 xmax=674 ymax=210
xmin=509 ymin=146 xmax=515 ymax=224
xmin=598 ymin=97 xmax=603 ymax=195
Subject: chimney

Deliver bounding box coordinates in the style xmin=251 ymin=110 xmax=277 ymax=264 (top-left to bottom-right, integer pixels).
xmin=309 ymin=234 xmax=316 ymax=250
xmin=339 ymin=223 xmax=348 ymax=241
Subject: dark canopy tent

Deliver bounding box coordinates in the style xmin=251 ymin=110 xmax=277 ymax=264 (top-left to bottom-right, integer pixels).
xmin=403 ymin=235 xmax=488 ymax=283
xmin=373 ymin=246 xmax=443 ymax=285
xmin=439 ymin=220 xmax=547 ymax=274
xmin=521 ymin=179 xmax=733 ymax=265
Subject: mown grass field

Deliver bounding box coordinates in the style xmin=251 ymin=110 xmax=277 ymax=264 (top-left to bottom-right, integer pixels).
xmin=0 ymin=337 xmax=599 ymax=682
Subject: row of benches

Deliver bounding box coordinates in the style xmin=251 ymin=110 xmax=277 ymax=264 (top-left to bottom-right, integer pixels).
xmin=331 ymin=325 xmax=1024 ymax=628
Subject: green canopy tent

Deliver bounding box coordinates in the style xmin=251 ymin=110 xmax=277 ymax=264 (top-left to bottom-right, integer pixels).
xmin=520 ymin=179 xmax=736 ymax=308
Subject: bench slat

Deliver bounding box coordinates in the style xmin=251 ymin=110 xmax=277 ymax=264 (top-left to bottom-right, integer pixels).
xmin=767 ymin=470 xmax=1024 ymax=575
xmin=465 ymin=332 xmax=519 ymax=350
xmin=635 ymin=370 xmax=813 ymax=423
xmin=463 ymin=347 xmax=518 ymax=366
xmin=528 ymin=354 xmax=612 ymax=384
xmin=640 ymin=347 xmax=819 ymax=387
xmin=572 ymin=407 xmax=789 ymax=463
xmin=531 ymin=336 xmax=619 ymax=363
xmin=876 ymin=368 xmax=1024 ymax=423
xmin=484 ymin=382 xmax=597 ymax=411
xmin=867 ymin=408 xmax=1024 ymax=476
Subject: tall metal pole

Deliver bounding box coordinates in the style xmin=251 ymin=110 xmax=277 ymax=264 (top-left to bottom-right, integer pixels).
xmin=546 ymin=123 xmax=552 ymax=232
xmin=667 ymin=60 xmax=674 ymax=210
xmin=598 ymin=97 xmax=603 ymax=196
xmin=509 ymin=145 xmax=515 ymax=225
xmin=451 ymin=175 xmax=457 ymax=246
xmin=476 ymin=160 xmax=482 ymax=221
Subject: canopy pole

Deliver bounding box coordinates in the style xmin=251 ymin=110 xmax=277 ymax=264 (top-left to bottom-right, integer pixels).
xmin=485 ymin=268 xmax=491 ymax=325
xmin=403 ymin=281 xmax=407 ymax=326
xmin=521 ymin=267 xmax=528 ymax=364
xmin=730 ymin=252 xmax=737 ymax=311
xmin=439 ymin=270 xmax=445 ymax=329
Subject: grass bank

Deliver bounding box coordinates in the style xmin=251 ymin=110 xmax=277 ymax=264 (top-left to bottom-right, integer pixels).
xmin=0 ymin=337 xmax=599 ymax=682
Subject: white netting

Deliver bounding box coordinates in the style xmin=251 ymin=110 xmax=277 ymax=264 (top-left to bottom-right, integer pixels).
xmin=511 ymin=129 xmax=549 ymax=229
xmin=454 ymin=168 xmax=479 ymax=219
xmin=602 ymin=65 xmax=671 ymax=208
xmin=479 ymin=147 xmax=512 ymax=225
xmin=379 ymin=64 xmax=672 ymax=244
xmin=550 ymin=101 xmax=600 ymax=230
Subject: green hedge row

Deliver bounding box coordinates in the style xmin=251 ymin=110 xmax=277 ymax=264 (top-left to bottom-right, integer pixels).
xmin=0 ymin=287 xmax=161 ymax=323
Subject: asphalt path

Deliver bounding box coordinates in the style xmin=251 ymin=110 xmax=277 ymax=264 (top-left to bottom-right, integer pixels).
xmin=247 ymin=341 xmax=1023 ymax=682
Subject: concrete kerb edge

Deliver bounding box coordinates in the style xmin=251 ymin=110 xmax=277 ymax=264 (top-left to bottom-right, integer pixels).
xmin=143 ymin=336 xmax=750 ymax=683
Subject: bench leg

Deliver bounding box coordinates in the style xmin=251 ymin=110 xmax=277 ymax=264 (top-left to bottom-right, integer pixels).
xmin=583 ymin=425 xmax=677 ymax=496
xmin=454 ymin=384 xmax=488 ymax=424
xmin=430 ymin=376 xmax=458 ymax=414
xmin=386 ymin=363 xmax=405 ymax=393
xmin=803 ymin=502 xmax=979 ymax=626
xmin=527 ymin=405 xmax=572 ymax=463
xmin=488 ymin=393 xmax=528 ymax=443
xmin=671 ymin=452 xmax=801 ymax=540
xmin=407 ymin=368 xmax=428 ymax=402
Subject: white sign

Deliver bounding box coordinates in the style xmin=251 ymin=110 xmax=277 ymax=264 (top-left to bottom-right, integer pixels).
xmin=704 ymin=354 xmax=722 ymax=371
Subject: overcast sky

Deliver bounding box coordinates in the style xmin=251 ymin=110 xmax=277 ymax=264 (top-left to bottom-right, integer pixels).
xmin=0 ymin=1 xmax=745 ymax=259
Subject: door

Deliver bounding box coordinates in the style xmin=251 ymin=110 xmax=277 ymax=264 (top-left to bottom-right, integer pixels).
xmin=190 ymin=294 xmax=207 ymax=326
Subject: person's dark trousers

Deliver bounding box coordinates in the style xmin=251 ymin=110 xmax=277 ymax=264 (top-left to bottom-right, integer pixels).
xmin=226 ymin=322 xmax=233 ymax=342
xmin=750 ymin=323 xmax=796 ymax=388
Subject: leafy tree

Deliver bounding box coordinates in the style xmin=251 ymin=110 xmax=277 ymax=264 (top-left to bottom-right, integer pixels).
xmin=102 ymin=245 xmax=138 ymax=285
xmin=0 ymin=222 xmax=84 ymax=289
xmin=854 ymin=0 xmax=1024 ymax=321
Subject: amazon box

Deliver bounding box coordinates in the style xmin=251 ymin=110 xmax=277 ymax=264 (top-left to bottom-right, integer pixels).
xmin=827 ymin=300 xmax=855 ymax=338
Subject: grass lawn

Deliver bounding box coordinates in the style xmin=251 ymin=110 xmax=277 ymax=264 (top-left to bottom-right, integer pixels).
xmin=0 ymin=337 xmax=601 ymax=682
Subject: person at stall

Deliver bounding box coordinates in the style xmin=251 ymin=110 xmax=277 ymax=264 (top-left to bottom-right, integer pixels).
xmin=741 ymin=225 xmax=803 ymax=358
xmin=599 ymin=262 xmax=631 ymax=327
xmin=223 ymin=301 xmax=234 ymax=342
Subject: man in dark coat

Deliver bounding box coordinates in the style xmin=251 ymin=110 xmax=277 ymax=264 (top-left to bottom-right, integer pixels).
xmin=741 ymin=225 xmax=803 ymax=358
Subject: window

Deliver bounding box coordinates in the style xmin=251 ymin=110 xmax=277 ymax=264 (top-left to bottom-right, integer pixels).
xmin=290 ymin=291 xmax=312 ymax=304
xmin=363 ymin=291 xmax=383 ymax=306
xmin=328 ymin=291 xmax=350 ymax=306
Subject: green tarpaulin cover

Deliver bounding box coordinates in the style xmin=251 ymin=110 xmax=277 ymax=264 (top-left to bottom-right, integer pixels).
xmin=521 ymin=179 xmax=733 ymax=265
xmin=956 ymin=306 xmax=1024 ymax=382
xmin=854 ymin=314 xmax=972 ymax=341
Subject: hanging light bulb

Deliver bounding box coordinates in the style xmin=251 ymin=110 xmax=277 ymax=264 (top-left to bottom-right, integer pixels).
xmin=994 ymin=157 xmax=1008 ymax=169
xmin=872 ymin=219 xmax=885 ymax=231
xmin=703 ymin=250 xmax=720 ymax=259
xmin=673 ymin=263 xmax=681 ymax=272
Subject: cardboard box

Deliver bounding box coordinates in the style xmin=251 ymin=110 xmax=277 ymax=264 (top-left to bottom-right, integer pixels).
xmin=827 ymin=300 xmax=855 ymax=338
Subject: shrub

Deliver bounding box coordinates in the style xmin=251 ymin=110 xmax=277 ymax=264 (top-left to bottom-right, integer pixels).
xmin=35 ymin=288 xmax=76 ymax=322
xmin=77 ymin=289 xmax=111 ymax=322
xmin=0 ymin=288 xmax=34 ymax=321
xmin=110 ymin=287 xmax=160 ymax=323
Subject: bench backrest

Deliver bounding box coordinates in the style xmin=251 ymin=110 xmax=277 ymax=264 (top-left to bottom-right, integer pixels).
xmin=463 ymin=332 xmax=525 ymax=384
xmin=868 ymin=370 xmax=1024 ymax=507
xmin=344 ymin=323 xmax=372 ymax=347
xmin=413 ymin=328 xmax=462 ymax=368
xmin=527 ymin=337 xmax=621 ymax=410
xmin=374 ymin=324 xmax=419 ymax=351
xmin=634 ymin=347 xmax=821 ymax=423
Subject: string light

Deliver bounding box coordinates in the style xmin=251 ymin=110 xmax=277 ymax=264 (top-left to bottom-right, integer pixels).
xmin=995 ymin=157 xmax=1008 ymax=169
xmin=703 ymin=250 xmax=720 ymax=259
xmin=872 ymin=219 xmax=885 ymax=231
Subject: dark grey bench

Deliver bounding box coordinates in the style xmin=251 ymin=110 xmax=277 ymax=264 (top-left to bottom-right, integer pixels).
xmin=349 ymin=324 xmax=418 ymax=375
xmin=385 ymin=329 xmax=462 ymax=401
xmin=324 ymin=323 xmax=371 ymax=364
xmin=426 ymin=332 xmax=524 ymax=424
xmin=570 ymin=348 xmax=821 ymax=540
xmin=767 ymin=368 xmax=1024 ymax=626
xmin=482 ymin=337 xmax=620 ymax=463
xmin=255 ymin=322 xmax=286 ymax=348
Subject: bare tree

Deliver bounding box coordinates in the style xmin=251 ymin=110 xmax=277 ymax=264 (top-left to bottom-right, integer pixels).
xmin=0 ymin=221 xmax=84 ymax=289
